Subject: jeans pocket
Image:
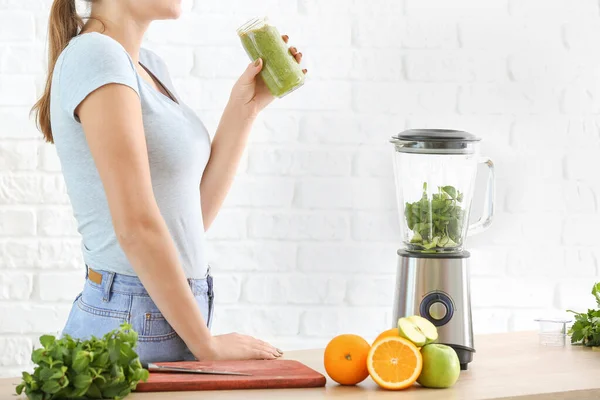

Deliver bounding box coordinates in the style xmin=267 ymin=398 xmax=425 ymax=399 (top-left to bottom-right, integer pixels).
xmin=77 ymin=295 xmax=129 ymax=320
xmin=62 ymin=295 xmax=129 ymax=340
xmin=129 ymin=295 xmax=177 ymax=342
xmin=141 ymin=312 xmax=177 ymax=340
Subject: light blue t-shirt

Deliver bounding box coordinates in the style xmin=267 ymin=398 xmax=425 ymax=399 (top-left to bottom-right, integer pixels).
xmin=50 ymin=32 xmax=211 ymax=279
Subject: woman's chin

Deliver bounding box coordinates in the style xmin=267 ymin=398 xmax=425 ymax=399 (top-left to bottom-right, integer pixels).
xmin=156 ymin=4 xmax=182 ymax=20
xmin=167 ymin=7 xmax=183 ymax=20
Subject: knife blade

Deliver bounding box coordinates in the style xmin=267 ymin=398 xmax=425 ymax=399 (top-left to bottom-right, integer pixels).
xmin=147 ymin=363 xmax=252 ymax=376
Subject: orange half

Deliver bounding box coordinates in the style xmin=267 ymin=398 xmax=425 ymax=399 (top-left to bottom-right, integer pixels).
xmin=367 ymin=336 xmax=423 ymax=390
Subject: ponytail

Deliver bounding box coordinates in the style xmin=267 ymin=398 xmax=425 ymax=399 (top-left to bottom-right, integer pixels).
xmin=32 ymin=0 xmax=83 ymax=143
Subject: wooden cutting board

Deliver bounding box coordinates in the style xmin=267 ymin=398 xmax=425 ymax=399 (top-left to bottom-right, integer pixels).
xmin=135 ymin=360 xmax=327 ymax=392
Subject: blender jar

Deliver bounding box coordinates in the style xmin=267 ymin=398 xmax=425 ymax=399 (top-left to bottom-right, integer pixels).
xmin=391 ymin=129 xmax=495 ymax=253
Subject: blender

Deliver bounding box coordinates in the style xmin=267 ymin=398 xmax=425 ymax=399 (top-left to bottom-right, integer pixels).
xmin=390 ymin=129 xmax=495 ymax=370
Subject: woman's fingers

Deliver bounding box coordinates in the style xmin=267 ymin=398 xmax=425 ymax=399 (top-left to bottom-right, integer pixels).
xmin=289 ymin=47 xmax=304 ymax=69
xmin=283 ymin=38 xmax=307 ymax=72
xmin=256 ymin=340 xmax=281 ymax=358
xmin=302 ymin=69 xmax=308 ymax=74
xmin=262 ymin=344 xmax=281 ymax=358
xmin=254 ymin=348 xmax=277 ymax=360
xmin=211 ymin=334 xmax=285 ymax=361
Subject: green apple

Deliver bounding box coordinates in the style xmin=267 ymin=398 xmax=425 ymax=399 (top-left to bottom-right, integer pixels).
xmin=397 ymin=317 xmax=427 ymax=347
xmin=407 ymin=315 xmax=438 ymax=344
xmin=417 ymin=344 xmax=461 ymax=389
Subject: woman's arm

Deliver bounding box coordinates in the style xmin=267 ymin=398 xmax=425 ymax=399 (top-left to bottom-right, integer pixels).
xmin=77 ymin=82 xmax=279 ymax=361
xmin=200 ymin=101 xmax=254 ymax=230
xmin=200 ymin=41 xmax=305 ymax=228
xmin=200 ymin=59 xmax=265 ymax=230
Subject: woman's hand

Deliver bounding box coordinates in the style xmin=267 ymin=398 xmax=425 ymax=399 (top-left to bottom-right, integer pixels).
xmin=229 ymin=35 xmax=307 ymax=120
xmin=198 ymin=333 xmax=283 ymax=361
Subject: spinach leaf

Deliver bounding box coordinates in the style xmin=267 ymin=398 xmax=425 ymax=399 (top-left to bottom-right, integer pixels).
xmin=405 ymin=182 xmax=466 ymax=252
xmin=17 ymin=323 xmax=148 ymax=399
xmin=567 ymin=282 xmax=600 ymax=347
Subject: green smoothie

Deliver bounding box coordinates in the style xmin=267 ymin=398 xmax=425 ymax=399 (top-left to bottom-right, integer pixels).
xmin=238 ymin=18 xmax=305 ymax=98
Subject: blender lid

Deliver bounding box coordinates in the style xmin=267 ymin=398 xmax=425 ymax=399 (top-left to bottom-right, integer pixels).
xmin=391 ymin=129 xmax=481 ymax=154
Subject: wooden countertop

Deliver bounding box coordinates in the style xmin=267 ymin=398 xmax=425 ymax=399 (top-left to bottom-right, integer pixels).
xmin=2 ymin=332 xmax=600 ymax=400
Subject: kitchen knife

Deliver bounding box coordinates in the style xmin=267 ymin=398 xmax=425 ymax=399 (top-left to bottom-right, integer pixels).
xmin=147 ymin=363 xmax=252 ymax=376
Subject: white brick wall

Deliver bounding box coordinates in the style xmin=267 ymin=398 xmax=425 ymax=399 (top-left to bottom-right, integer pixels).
xmin=0 ymin=0 xmax=598 ymax=377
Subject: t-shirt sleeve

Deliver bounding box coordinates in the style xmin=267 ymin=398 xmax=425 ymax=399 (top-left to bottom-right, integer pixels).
xmin=58 ymin=34 xmax=140 ymax=122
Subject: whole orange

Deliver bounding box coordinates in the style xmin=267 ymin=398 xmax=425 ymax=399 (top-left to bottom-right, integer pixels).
xmin=373 ymin=328 xmax=399 ymax=344
xmin=324 ymin=334 xmax=371 ymax=385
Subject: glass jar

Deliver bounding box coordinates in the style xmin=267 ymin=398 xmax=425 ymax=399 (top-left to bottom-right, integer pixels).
xmin=237 ymin=17 xmax=305 ymax=98
xmin=535 ymin=318 xmax=571 ymax=347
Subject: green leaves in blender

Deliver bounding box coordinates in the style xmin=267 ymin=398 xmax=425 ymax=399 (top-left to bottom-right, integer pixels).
xmin=404 ymin=183 xmax=466 ymax=252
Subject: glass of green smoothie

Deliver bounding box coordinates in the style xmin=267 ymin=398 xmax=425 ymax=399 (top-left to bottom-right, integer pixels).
xmin=237 ymin=17 xmax=306 ymax=98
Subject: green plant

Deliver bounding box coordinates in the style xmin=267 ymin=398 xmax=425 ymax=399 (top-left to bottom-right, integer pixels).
xmin=567 ymin=283 xmax=600 ymax=347
xmin=16 ymin=323 xmax=149 ymax=400
xmin=404 ymin=183 xmax=466 ymax=252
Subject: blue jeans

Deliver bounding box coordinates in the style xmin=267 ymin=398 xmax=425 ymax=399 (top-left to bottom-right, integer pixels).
xmin=61 ymin=266 xmax=214 ymax=366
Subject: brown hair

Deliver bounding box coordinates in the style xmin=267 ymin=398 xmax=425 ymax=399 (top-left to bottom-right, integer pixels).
xmin=32 ymin=0 xmax=84 ymax=143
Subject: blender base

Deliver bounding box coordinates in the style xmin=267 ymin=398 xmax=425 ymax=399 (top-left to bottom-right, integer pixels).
xmin=392 ymin=249 xmax=475 ymax=369
xmin=448 ymin=344 xmax=474 ymax=370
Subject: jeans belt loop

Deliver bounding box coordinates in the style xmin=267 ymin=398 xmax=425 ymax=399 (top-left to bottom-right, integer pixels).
xmin=102 ymin=271 xmax=116 ymax=303
xmin=207 ymin=277 xmax=213 ymax=299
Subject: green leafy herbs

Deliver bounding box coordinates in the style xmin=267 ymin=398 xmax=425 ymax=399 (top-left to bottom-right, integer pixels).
xmin=16 ymin=323 xmax=149 ymax=400
xmin=404 ymin=183 xmax=466 ymax=253
xmin=567 ymin=283 xmax=600 ymax=347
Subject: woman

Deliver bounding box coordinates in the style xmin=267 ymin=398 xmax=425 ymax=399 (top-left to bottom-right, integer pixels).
xmin=32 ymin=0 xmax=306 ymax=364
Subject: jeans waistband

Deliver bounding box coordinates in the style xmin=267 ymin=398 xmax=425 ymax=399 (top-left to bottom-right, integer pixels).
xmin=85 ymin=265 xmax=212 ymax=302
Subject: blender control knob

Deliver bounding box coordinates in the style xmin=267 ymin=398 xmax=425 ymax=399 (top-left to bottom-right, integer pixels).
xmin=429 ymin=302 xmax=448 ymax=320
xmin=419 ymin=291 xmax=454 ymax=327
